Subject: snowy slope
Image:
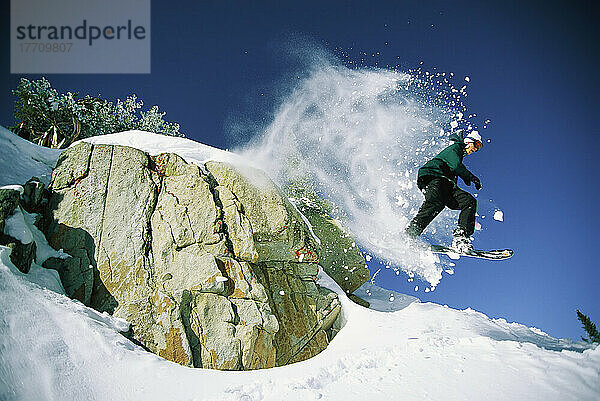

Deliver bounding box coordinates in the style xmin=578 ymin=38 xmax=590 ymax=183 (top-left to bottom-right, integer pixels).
xmin=0 ymin=126 xmax=61 ymax=187
xmin=1 ymin=128 xmax=599 ymax=401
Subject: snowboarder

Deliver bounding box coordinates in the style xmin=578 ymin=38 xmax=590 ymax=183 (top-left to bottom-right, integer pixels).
xmin=405 ymin=130 xmax=483 ymax=253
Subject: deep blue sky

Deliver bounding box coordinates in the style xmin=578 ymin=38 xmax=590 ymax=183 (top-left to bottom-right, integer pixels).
xmin=1 ymin=0 xmax=598 ymax=340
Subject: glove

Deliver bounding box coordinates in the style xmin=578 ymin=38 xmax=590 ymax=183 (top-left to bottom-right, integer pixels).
xmin=472 ymin=176 xmax=482 ymax=190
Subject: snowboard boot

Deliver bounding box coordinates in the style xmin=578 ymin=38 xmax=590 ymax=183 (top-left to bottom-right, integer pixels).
xmin=452 ymin=228 xmax=473 ymax=253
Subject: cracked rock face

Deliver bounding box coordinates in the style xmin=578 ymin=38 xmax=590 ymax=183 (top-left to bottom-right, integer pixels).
xmin=298 ymin=208 xmax=370 ymax=295
xmin=43 ymin=143 xmax=341 ymax=370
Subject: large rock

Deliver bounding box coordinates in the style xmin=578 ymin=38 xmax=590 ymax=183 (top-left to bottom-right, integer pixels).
xmin=299 ymin=208 xmax=370 ymax=294
xmin=252 ymin=261 xmax=339 ymax=365
xmin=44 ymin=143 xmax=341 ymax=370
xmin=214 ymin=185 xmax=258 ymax=263
xmin=205 ymin=161 xmax=320 ymax=264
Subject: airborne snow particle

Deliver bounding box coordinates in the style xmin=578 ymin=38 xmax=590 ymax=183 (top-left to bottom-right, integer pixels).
xmin=279 ymin=290 xmax=285 ymax=296
xmin=414 ymin=286 xmax=419 ymax=292
xmin=465 ymin=76 xmax=470 ymax=82
xmin=494 ymin=210 xmax=504 ymax=222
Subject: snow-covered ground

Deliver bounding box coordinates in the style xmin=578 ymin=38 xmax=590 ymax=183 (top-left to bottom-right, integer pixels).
xmin=0 ymin=126 xmax=61 ymax=187
xmin=1 ymin=128 xmax=599 ymax=401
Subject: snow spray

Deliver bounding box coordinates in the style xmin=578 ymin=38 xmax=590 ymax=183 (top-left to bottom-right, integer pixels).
xmin=237 ymin=59 xmax=485 ymax=287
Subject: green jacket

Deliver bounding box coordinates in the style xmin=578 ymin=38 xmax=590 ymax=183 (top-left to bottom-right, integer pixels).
xmin=417 ymin=132 xmax=476 ymax=189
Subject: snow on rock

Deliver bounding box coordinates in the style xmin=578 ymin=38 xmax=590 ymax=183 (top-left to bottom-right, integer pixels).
xmin=0 ymin=185 xmax=24 ymax=194
xmin=4 ymin=205 xmax=71 ymax=265
xmin=79 ymin=130 xmax=246 ymax=169
xmin=4 ymin=207 xmax=34 ymax=244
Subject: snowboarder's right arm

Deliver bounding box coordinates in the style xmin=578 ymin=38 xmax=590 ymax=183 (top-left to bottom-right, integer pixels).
xmin=454 ymin=163 xmax=476 ymax=186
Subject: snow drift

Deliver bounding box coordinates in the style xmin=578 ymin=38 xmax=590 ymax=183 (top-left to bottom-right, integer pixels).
xmin=0 ymin=127 xmax=598 ymax=401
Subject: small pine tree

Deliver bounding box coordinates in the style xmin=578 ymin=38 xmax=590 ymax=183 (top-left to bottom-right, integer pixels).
xmin=11 ymin=77 xmax=183 ymax=149
xmin=576 ymin=310 xmax=600 ymax=343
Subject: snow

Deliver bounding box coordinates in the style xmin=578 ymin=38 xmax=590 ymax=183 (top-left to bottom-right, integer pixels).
xmin=494 ymin=210 xmax=504 ymax=222
xmin=4 ymin=204 xmax=71 ymax=265
xmin=232 ymin=63 xmax=503 ymax=287
xmin=353 ymin=281 xmax=419 ymax=312
xmin=1 ymin=127 xmax=599 ymax=400
xmin=2 ymin=200 xmax=73 ymax=295
xmin=0 ymin=126 xmax=61 ymax=187
xmin=1 ymin=246 xmax=598 ymax=401
xmin=0 ymin=185 xmax=24 ymax=194
xmin=288 ymin=199 xmax=322 ymax=246
xmin=4 ymin=207 xmax=34 ymax=244
xmin=447 ymin=251 xmax=461 ymax=260
xmin=79 ymin=130 xmax=246 ymax=168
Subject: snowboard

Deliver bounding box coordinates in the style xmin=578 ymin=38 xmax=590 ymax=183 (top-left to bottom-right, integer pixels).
xmin=430 ymin=244 xmax=513 ymax=260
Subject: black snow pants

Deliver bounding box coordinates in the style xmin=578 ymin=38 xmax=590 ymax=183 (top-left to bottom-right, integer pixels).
xmin=406 ymin=176 xmax=477 ymax=238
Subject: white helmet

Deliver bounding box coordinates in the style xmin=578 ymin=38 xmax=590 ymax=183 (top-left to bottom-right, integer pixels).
xmin=464 ymin=131 xmax=482 ymax=146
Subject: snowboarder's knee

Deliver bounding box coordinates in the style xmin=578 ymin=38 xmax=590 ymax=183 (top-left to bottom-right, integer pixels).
xmin=425 ymin=199 xmax=445 ymax=213
xmin=463 ymin=193 xmax=476 ymax=208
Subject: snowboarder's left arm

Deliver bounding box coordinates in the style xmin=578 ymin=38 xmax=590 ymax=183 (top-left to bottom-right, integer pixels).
xmin=455 ymin=164 xmax=474 ymax=185
xmin=455 ymin=164 xmax=482 ymax=189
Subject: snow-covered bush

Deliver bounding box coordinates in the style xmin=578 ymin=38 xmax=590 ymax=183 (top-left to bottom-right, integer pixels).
xmin=11 ymin=77 xmax=182 ymax=148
